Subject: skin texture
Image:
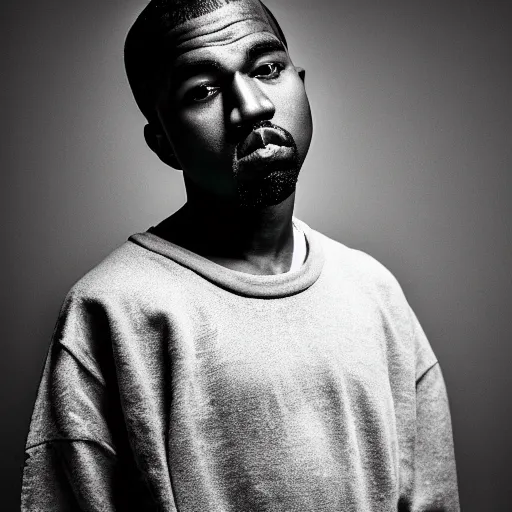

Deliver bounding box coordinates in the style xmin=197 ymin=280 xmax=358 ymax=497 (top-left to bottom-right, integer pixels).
xmin=145 ymin=0 xmax=313 ymax=274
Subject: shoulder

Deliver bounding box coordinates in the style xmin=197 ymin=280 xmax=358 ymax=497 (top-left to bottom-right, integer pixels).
xmin=67 ymin=237 xmax=196 ymax=308
xmin=313 ymin=228 xmax=403 ymax=298
xmin=55 ymin=239 xmax=184 ymax=347
xmin=70 ymin=240 xmax=162 ymax=299
xmin=51 ymin=239 xmax=191 ymax=375
xmin=313 ymin=227 xmax=438 ymax=377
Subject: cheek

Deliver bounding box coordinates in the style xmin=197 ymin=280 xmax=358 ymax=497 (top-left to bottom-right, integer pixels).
xmin=295 ymin=90 xmax=313 ymax=157
xmin=276 ymin=82 xmax=313 ymax=162
xmin=165 ymin=105 xmax=227 ymax=164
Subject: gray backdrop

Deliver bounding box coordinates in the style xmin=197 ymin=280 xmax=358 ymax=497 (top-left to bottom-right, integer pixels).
xmin=2 ymin=0 xmax=511 ymax=510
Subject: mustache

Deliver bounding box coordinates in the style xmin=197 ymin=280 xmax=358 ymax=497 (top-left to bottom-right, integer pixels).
xmin=245 ymin=120 xmax=287 ymax=133
xmin=233 ymin=121 xmax=296 ymax=160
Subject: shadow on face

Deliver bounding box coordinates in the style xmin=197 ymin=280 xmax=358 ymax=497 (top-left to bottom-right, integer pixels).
xmin=128 ymin=0 xmax=313 ymax=208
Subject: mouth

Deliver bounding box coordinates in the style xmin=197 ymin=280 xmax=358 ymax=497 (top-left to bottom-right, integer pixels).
xmin=236 ymin=126 xmax=293 ymax=161
xmin=236 ymin=144 xmax=295 ymax=169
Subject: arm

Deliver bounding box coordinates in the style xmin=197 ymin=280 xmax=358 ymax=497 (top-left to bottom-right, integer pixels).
xmin=22 ymin=342 xmax=118 ymax=511
xmin=410 ymin=362 xmax=460 ymax=511
xmin=22 ymin=298 xmax=156 ymax=511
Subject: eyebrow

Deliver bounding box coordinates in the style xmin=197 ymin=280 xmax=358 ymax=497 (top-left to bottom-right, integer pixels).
xmin=171 ymin=38 xmax=286 ymax=84
xmin=172 ymin=60 xmax=223 ymax=84
xmin=246 ymin=39 xmax=286 ymax=62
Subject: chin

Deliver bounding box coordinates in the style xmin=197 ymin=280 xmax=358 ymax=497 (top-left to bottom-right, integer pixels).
xmin=236 ymin=165 xmax=300 ymax=208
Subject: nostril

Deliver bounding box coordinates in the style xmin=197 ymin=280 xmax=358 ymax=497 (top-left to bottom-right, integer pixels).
xmin=260 ymin=97 xmax=276 ymax=115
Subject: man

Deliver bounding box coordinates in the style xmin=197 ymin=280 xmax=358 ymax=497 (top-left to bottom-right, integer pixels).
xmin=22 ymin=0 xmax=459 ymax=510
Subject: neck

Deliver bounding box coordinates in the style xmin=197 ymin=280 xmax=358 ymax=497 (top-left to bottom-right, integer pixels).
xmin=154 ymin=187 xmax=297 ymax=275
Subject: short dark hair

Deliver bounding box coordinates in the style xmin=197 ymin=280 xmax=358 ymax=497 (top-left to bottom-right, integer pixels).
xmin=124 ymin=0 xmax=288 ymax=122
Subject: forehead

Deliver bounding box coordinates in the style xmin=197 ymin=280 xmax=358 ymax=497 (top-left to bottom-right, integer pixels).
xmin=165 ymin=1 xmax=279 ymax=61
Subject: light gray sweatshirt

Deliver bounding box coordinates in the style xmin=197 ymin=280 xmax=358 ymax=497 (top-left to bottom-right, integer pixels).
xmin=22 ymin=219 xmax=459 ymax=511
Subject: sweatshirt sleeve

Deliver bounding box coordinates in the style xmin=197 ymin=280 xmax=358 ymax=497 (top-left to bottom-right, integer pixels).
xmin=21 ymin=295 xmax=156 ymax=512
xmin=409 ymin=362 xmax=460 ymax=511
xmin=21 ymin=338 xmax=119 ymax=511
xmin=403 ymin=301 xmax=461 ymax=512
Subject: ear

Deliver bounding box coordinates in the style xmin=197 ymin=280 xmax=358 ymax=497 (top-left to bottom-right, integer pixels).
xmin=143 ymin=123 xmax=182 ymax=170
xmin=296 ymin=66 xmax=306 ymax=83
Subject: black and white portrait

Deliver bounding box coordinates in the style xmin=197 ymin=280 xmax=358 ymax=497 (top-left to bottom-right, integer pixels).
xmin=1 ymin=1 xmax=511 ymax=510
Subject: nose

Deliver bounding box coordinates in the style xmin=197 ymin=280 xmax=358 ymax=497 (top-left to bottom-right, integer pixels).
xmin=229 ymin=72 xmax=276 ymax=127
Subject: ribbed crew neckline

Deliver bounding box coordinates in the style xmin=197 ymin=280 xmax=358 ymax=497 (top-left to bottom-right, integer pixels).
xmin=128 ymin=218 xmax=324 ymax=299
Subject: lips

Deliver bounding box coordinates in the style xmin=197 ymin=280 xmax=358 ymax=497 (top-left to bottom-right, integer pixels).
xmin=237 ymin=126 xmax=293 ymax=160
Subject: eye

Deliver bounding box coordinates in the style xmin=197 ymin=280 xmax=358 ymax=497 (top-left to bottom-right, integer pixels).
xmin=185 ymin=84 xmax=220 ymax=103
xmin=253 ymin=63 xmax=284 ymax=80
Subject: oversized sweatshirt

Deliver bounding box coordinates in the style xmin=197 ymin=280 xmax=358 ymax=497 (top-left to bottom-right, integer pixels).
xmin=22 ymin=219 xmax=459 ymax=511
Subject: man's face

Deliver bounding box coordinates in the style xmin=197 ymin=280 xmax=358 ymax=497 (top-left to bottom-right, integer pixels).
xmin=153 ymin=0 xmax=313 ymax=207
